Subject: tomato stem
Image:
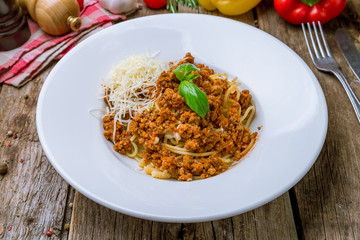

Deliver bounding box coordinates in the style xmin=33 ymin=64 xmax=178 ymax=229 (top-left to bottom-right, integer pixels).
xmin=300 ymin=0 xmax=322 ymax=7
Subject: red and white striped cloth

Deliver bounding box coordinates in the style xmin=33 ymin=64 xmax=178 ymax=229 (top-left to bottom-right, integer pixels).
xmin=0 ymin=0 xmax=137 ymax=87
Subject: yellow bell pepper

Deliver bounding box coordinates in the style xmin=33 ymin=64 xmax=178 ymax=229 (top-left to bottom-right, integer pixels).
xmin=199 ymin=0 xmax=262 ymax=16
xmin=199 ymin=0 xmax=217 ymax=11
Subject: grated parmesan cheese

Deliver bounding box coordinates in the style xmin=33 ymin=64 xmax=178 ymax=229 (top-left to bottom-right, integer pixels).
xmin=103 ymin=54 xmax=168 ymax=126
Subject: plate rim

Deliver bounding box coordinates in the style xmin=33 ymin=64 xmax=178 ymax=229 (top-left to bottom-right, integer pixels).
xmin=36 ymin=13 xmax=328 ymax=223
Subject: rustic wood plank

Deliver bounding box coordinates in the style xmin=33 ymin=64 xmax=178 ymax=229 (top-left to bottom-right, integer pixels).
xmin=69 ymin=191 xmax=297 ymax=239
xmin=68 ymin=191 xmax=183 ymax=240
xmin=0 ymin=69 xmax=71 ymax=239
xmin=68 ymin=192 xmax=117 ymax=240
xmin=257 ymin=0 xmax=360 ymax=239
xmin=60 ymin=187 xmax=76 ymax=240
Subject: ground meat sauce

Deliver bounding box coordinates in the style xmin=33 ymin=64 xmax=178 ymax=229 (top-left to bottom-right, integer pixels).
xmin=103 ymin=53 xmax=257 ymax=181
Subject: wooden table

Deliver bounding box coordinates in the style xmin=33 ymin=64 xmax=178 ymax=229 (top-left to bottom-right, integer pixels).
xmin=1 ymin=0 xmax=359 ymax=239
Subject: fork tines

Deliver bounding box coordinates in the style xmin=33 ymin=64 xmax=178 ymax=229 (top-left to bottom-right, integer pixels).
xmin=302 ymin=21 xmax=333 ymax=61
xmin=302 ymin=21 xmax=360 ymax=124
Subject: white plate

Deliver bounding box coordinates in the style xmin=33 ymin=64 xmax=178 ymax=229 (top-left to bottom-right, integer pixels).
xmin=36 ymin=14 xmax=327 ymax=223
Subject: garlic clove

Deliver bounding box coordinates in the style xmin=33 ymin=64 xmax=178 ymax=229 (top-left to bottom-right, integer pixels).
xmin=99 ymin=0 xmax=138 ymax=15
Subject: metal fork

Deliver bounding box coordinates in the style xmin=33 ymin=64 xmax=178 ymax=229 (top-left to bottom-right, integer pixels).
xmin=302 ymin=21 xmax=360 ymax=124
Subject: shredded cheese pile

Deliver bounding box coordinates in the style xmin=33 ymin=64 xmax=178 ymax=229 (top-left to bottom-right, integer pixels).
xmin=103 ymin=54 xmax=168 ymax=125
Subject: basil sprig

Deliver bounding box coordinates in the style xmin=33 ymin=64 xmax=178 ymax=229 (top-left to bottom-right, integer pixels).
xmin=179 ymin=81 xmax=209 ymax=118
xmin=173 ymin=63 xmax=200 ymax=81
xmin=173 ymin=63 xmax=209 ymax=118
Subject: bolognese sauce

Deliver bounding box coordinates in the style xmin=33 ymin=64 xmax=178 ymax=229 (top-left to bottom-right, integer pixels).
xmin=103 ymin=53 xmax=257 ymax=181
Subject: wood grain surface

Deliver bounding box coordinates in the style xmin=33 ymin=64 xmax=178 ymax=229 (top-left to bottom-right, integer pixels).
xmin=0 ymin=0 xmax=359 ymax=239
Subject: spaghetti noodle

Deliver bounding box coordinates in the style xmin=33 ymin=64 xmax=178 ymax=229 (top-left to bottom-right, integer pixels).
xmin=102 ymin=53 xmax=257 ymax=181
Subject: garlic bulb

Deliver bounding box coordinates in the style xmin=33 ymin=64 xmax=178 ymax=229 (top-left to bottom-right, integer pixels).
xmin=99 ymin=0 xmax=138 ymax=14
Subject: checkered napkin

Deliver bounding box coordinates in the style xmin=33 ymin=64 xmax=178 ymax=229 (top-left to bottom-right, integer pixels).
xmin=0 ymin=0 xmax=138 ymax=87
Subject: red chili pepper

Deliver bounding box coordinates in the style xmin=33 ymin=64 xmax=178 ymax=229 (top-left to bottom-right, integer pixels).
xmin=273 ymin=0 xmax=346 ymax=24
xmin=7 ymin=227 xmax=11 ymax=231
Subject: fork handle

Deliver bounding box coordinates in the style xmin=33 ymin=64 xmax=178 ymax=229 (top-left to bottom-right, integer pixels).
xmin=333 ymin=70 xmax=360 ymax=124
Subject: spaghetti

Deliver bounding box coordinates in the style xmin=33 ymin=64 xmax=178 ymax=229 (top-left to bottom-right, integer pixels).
xmin=102 ymin=53 xmax=257 ymax=181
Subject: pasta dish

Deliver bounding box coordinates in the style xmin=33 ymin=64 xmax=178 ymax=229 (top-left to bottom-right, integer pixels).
xmin=102 ymin=53 xmax=257 ymax=181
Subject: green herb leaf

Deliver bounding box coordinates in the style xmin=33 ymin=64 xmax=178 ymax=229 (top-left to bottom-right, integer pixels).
xmin=179 ymin=81 xmax=209 ymax=118
xmin=167 ymin=0 xmax=178 ymax=13
xmin=184 ymin=73 xmax=200 ymax=81
xmin=173 ymin=63 xmax=200 ymax=81
xmin=168 ymin=0 xmax=198 ymax=13
xmin=300 ymin=0 xmax=321 ymax=7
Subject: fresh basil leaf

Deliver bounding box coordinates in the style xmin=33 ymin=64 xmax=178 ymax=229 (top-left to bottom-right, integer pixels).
xmin=183 ymin=73 xmax=200 ymax=81
xmin=173 ymin=63 xmax=200 ymax=81
xmin=179 ymin=81 xmax=209 ymax=118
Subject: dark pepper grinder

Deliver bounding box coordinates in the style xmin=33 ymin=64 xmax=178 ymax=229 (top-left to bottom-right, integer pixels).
xmin=0 ymin=0 xmax=30 ymax=51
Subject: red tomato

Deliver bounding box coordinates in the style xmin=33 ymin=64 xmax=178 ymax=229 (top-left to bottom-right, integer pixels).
xmin=143 ymin=0 xmax=167 ymax=9
xmin=273 ymin=0 xmax=346 ymax=25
